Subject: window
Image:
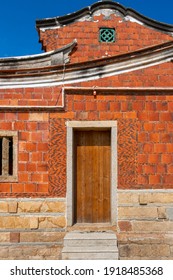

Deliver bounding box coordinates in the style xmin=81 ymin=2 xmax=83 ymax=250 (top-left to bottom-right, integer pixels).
xmin=99 ymin=28 xmax=115 ymax=43
xmin=0 ymin=131 xmax=18 ymax=182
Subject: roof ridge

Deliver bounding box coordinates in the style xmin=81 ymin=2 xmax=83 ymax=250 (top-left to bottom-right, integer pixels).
xmin=36 ymin=1 xmax=173 ymax=34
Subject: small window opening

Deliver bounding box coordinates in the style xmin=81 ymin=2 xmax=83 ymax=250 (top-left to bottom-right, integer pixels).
xmin=0 ymin=136 xmax=13 ymax=176
xmin=0 ymin=138 xmax=2 ymax=175
xmin=0 ymin=131 xmax=18 ymax=182
xmin=99 ymin=28 xmax=115 ymax=42
xmin=9 ymin=137 xmax=13 ymax=176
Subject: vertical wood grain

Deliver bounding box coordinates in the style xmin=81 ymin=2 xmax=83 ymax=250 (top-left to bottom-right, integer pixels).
xmin=75 ymin=130 xmax=110 ymax=223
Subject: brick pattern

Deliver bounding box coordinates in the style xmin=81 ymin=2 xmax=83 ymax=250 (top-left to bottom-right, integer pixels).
xmin=118 ymin=119 xmax=137 ymax=188
xmin=0 ymin=112 xmax=49 ymax=197
xmin=2 ymin=89 xmax=173 ymax=196
xmin=137 ymin=97 xmax=173 ymax=189
xmin=0 ymin=87 xmax=62 ymax=107
xmin=49 ymin=119 xmax=66 ymax=197
xmin=39 ymin=13 xmax=172 ymax=63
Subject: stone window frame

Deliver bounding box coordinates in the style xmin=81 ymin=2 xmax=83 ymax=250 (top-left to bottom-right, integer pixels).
xmin=66 ymin=121 xmax=117 ymax=227
xmin=0 ymin=131 xmax=18 ymax=182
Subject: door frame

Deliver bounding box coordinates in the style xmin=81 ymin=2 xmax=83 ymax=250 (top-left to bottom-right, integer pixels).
xmin=66 ymin=121 xmax=117 ymax=226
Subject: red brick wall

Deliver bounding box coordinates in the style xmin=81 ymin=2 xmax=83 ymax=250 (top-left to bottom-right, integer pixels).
xmin=0 ymin=87 xmax=62 ymax=107
xmin=1 ymin=61 xmax=173 ymax=196
xmin=0 ymin=111 xmax=49 ymax=197
xmin=1 ymin=11 xmax=173 ymax=197
xmin=39 ymin=13 xmax=172 ymax=63
xmin=49 ymin=90 xmax=173 ymax=192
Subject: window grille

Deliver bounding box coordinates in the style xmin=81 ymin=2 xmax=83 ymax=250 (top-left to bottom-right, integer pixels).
xmin=99 ymin=28 xmax=115 ymax=42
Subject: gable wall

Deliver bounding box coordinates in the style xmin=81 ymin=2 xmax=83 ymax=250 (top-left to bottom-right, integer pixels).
xmin=39 ymin=12 xmax=172 ymax=63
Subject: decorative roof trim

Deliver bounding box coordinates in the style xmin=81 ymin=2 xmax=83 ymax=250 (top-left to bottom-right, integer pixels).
xmin=0 ymin=40 xmax=77 ymax=70
xmin=36 ymin=1 xmax=173 ymax=34
xmin=0 ymin=41 xmax=173 ymax=88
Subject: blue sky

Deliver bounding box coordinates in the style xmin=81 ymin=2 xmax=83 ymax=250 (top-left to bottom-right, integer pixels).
xmin=1 ymin=0 xmax=173 ymax=57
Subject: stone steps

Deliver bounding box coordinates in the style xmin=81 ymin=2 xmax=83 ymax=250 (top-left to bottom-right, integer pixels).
xmin=62 ymin=231 xmax=118 ymax=260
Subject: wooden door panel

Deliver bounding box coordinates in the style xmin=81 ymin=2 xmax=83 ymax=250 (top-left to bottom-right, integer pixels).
xmin=75 ymin=130 xmax=111 ymax=223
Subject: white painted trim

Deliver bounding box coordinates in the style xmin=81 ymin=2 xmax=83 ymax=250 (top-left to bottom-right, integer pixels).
xmin=0 ymin=40 xmax=77 ymax=61
xmin=64 ymin=86 xmax=173 ymax=91
xmin=0 ymin=46 xmax=173 ymax=88
xmin=66 ymin=121 xmax=117 ymax=226
xmin=67 ymin=121 xmax=117 ymax=128
xmin=66 ymin=126 xmax=73 ymax=226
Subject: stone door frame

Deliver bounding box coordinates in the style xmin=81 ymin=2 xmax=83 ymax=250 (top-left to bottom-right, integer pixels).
xmin=66 ymin=121 xmax=117 ymax=226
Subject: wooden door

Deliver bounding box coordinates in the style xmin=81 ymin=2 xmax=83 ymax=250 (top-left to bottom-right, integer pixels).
xmin=74 ymin=130 xmax=111 ymax=223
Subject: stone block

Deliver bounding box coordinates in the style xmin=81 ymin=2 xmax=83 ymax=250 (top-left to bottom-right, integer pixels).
xmin=150 ymin=193 xmax=173 ymax=204
xmin=118 ymin=193 xmax=139 ymax=204
xmin=118 ymin=221 xmax=132 ymax=232
xmin=0 ymin=232 xmax=10 ymax=242
xmin=10 ymin=232 xmax=20 ymax=243
xmin=6 ymin=245 xmax=62 ymax=260
xmin=170 ymin=246 xmax=173 ymax=255
xmin=18 ymin=200 xmax=66 ymax=213
xmin=30 ymin=218 xmax=39 ymax=229
xmin=8 ymin=202 xmax=18 ymax=213
xmin=0 ymin=215 xmax=65 ymax=229
xmin=118 ymin=206 xmax=158 ymax=219
xmin=20 ymin=231 xmax=65 ymax=243
xmin=119 ymin=243 xmax=170 ymax=259
xmin=41 ymin=201 xmax=66 ymax=213
xmin=0 ymin=202 xmax=8 ymax=212
xmin=0 ymin=216 xmax=35 ymax=229
xmin=119 ymin=244 xmax=140 ymax=258
xmin=39 ymin=216 xmax=66 ymax=229
xmin=139 ymin=194 xmax=148 ymax=205
xmin=150 ymin=244 xmax=170 ymax=258
xmin=158 ymin=207 xmax=167 ymax=219
xmin=119 ymin=192 xmax=173 ymax=205
xmin=166 ymin=208 xmax=173 ymax=220
xmin=18 ymin=201 xmax=42 ymax=213
xmin=165 ymin=234 xmax=173 ymax=245
xmin=132 ymin=221 xmax=173 ymax=233
xmin=0 ymin=247 xmax=9 ymax=258
xmin=15 ymin=217 xmax=31 ymax=229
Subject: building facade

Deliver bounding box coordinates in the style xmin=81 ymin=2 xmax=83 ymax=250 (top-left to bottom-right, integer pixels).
xmin=1 ymin=1 xmax=173 ymax=259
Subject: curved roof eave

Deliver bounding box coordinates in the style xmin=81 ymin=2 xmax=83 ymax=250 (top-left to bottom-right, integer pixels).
xmin=0 ymin=41 xmax=173 ymax=88
xmin=36 ymin=0 xmax=173 ymax=34
xmin=0 ymin=40 xmax=77 ymax=70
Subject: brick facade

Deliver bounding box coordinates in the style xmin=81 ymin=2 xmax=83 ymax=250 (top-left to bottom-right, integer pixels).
xmin=1 ymin=1 xmax=173 ymax=259
xmin=39 ymin=14 xmax=172 ymax=63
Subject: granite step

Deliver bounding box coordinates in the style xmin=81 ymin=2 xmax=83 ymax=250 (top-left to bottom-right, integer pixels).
xmin=62 ymin=231 xmax=118 ymax=260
